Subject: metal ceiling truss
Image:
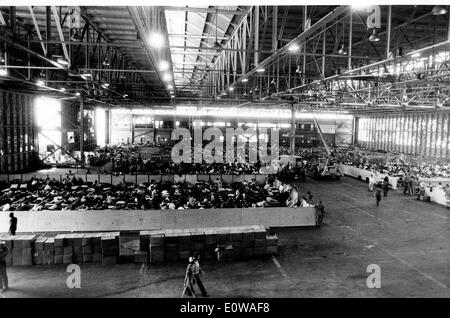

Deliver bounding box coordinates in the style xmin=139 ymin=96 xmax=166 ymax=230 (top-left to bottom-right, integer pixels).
xmin=202 ymin=5 xmax=450 ymax=112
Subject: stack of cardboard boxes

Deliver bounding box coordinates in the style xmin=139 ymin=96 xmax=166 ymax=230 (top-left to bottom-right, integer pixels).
xmin=138 ymin=225 xmax=278 ymax=263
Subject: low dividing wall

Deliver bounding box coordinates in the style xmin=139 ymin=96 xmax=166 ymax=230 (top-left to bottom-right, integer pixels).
xmin=338 ymin=164 xmax=398 ymax=189
xmin=0 ymin=173 xmax=271 ymax=186
xmin=0 ymin=207 xmax=317 ymax=233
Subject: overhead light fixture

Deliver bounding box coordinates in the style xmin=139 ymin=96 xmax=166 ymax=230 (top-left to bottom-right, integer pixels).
xmin=36 ymin=79 xmax=45 ymax=86
xmin=432 ymin=5 xmax=447 ymax=15
xmin=338 ymin=44 xmax=347 ymax=55
xmin=242 ymin=78 xmax=248 ymax=83
xmin=102 ymin=59 xmax=110 ymax=66
xmin=0 ymin=53 xmax=5 ymax=63
xmin=162 ymin=73 xmax=172 ymax=82
xmin=167 ymin=84 xmax=173 ymax=90
xmin=229 ymin=87 xmax=234 ymax=91
xmin=0 ymin=68 xmax=7 ymax=76
xmin=149 ymin=32 xmax=165 ymax=49
xmin=101 ymin=83 xmax=110 ymax=89
xmin=369 ymin=29 xmax=380 ymax=42
xmin=159 ymin=61 xmax=170 ymax=71
xmin=123 ymin=94 xmax=128 ymax=98
xmin=53 ymin=56 xmax=69 ymax=67
xmin=295 ymin=65 xmax=302 ymax=74
xmin=60 ymin=87 xmax=66 ymax=92
xmin=288 ymin=44 xmax=300 ymax=52
xmin=411 ymin=52 xmax=421 ymax=58
xmin=256 ymin=68 xmax=265 ymax=73
xmin=75 ymin=92 xmax=81 ymax=97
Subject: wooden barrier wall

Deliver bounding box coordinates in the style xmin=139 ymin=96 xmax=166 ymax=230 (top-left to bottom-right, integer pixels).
xmin=0 ymin=207 xmax=317 ymax=233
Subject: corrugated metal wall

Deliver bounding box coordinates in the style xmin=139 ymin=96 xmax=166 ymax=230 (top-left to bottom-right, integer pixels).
xmin=0 ymin=90 xmax=36 ymax=173
xmin=357 ymin=111 xmax=450 ymax=158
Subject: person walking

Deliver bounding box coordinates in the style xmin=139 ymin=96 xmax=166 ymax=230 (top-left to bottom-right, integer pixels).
xmin=375 ymin=189 xmax=382 ymax=207
xmin=9 ymin=213 xmax=17 ymax=236
xmin=181 ymin=257 xmax=196 ymax=298
xmin=0 ymin=241 xmax=8 ymax=292
xmin=192 ymin=253 xmax=208 ymax=297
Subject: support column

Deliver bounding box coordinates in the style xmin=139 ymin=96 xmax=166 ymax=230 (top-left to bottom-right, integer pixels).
xmin=290 ymin=104 xmax=295 ymax=153
xmin=272 ymin=6 xmax=278 ymax=52
xmin=79 ymin=98 xmax=85 ymax=167
xmin=348 ymin=12 xmax=352 ymax=70
xmin=386 ymin=5 xmax=392 ymax=58
xmin=254 ymin=6 xmax=260 ymax=66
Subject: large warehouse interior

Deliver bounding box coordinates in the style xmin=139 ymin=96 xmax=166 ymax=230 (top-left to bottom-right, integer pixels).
xmin=0 ymin=4 xmax=449 ymax=299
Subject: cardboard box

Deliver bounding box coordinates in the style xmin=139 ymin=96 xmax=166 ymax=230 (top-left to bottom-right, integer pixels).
xmin=150 ymin=234 xmax=165 ymax=247
xmin=133 ymin=251 xmax=148 ymax=263
xmin=81 ymin=234 xmax=92 ymax=246
xmin=266 ymin=235 xmax=278 ymax=246
xmin=164 ymin=244 xmax=178 ymax=253
xmin=54 ymin=234 xmax=65 ymax=248
xmin=149 ymin=246 xmax=164 ymax=263
xmin=73 ymin=245 xmax=83 ymax=263
xmin=102 ymin=247 xmax=117 ymax=257
xmin=92 ymin=253 xmax=102 ymax=263
xmin=43 ymin=238 xmax=55 ymax=265
xmin=20 ymin=248 xmax=32 ymax=266
xmin=32 ymin=249 xmax=44 ymax=265
xmin=164 ymin=252 xmax=178 ymax=262
xmin=82 ymin=245 xmax=92 ymax=254
xmin=102 ymin=256 xmax=117 ymax=265
xmin=82 ymin=254 xmax=93 ymax=263
xmin=254 ymin=239 xmax=267 ymax=248
xmin=266 ymin=245 xmax=278 ymax=255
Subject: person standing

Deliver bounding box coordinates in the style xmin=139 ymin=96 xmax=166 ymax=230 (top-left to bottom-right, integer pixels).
xmin=375 ymin=189 xmax=382 ymax=207
xmin=368 ymin=174 xmax=375 ymax=191
xmin=0 ymin=241 xmax=8 ymax=292
xmin=9 ymin=213 xmax=17 ymax=236
xmin=192 ymin=253 xmax=208 ymax=297
xmin=382 ymin=177 xmax=389 ymax=197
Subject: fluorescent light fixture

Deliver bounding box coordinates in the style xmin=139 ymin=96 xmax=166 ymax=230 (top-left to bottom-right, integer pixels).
xmin=288 ymin=44 xmax=300 ymax=52
xmin=229 ymin=87 xmax=234 ymax=91
xmin=159 ymin=61 xmax=170 ymax=71
xmin=411 ymin=52 xmax=421 ymax=58
xmin=256 ymin=68 xmax=265 ymax=73
xmin=36 ymin=79 xmax=45 ymax=86
xmin=162 ymin=73 xmax=172 ymax=81
xmin=75 ymin=92 xmax=81 ymax=96
xmin=242 ymin=78 xmax=249 ymax=83
xmin=60 ymin=87 xmax=66 ymax=92
xmin=0 ymin=68 xmax=7 ymax=76
xmin=149 ymin=32 xmax=165 ymax=48
xmin=102 ymin=83 xmax=110 ymax=89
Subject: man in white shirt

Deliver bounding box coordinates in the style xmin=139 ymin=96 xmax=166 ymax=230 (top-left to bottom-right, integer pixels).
xmin=369 ymin=174 xmax=375 ymax=191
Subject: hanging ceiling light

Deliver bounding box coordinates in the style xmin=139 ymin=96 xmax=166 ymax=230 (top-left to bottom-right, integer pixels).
xmin=256 ymin=68 xmax=265 ymax=73
xmin=0 ymin=52 xmax=5 ymax=63
xmin=242 ymin=78 xmax=248 ymax=83
xmin=338 ymin=44 xmax=347 ymax=55
xmin=295 ymin=65 xmax=302 ymax=74
xmin=0 ymin=68 xmax=7 ymax=76
xmin=56 ymin=56 xmax=70 ymax=66
xmin=70 ymin=30 xmax=81 ymax=42
xmin=288 ymin=44 xmax=300 ymax=52
xmin=229 ymin=87 xmax=234 ymax=91
xmin=167 ymin=84 xmax=173 ymax=90
xmin=162 ymin=73 xmax=172 ymax=82
xmin=431 ymin=5 xmax=447 ymax=15
xmin=102 ymin=59 xmax=110 ymax=66
xmin=60 ymin=87 xmax=66 ymax=92
xmin=369 ymin=28 xmax=380 ymax=42
xmin=149 ymin=32 xmax=165 ymax=49
xmin=159 ymin=61 xmax=170 ymax=71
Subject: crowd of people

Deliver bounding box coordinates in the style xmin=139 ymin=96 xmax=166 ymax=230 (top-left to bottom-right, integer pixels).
xmin=0 ymin=175 xmax=318 ymax=211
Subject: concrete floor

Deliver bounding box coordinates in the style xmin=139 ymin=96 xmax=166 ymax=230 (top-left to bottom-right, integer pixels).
xmin=2 ymin=177 xmax=449 ymax=298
